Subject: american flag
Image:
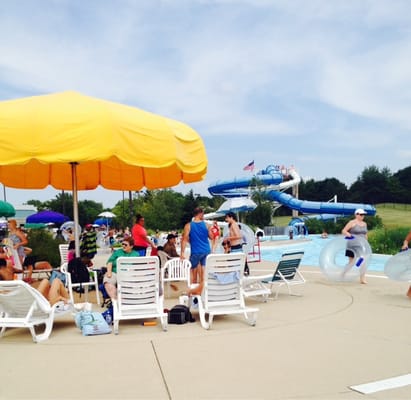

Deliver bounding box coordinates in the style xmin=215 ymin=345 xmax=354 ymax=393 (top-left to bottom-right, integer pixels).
xmin=243 ymin=160 xmax=255 ymax=172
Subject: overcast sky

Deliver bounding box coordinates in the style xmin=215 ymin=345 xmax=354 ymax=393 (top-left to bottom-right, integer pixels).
xmin=1 ymin=0 xmax=411 ymax=208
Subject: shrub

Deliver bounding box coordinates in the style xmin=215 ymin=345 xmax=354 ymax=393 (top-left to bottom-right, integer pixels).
xmin=368 ymin=227 xmax=409 ymax=255
xmin=26 ymin=230 xmax=62 ymax=268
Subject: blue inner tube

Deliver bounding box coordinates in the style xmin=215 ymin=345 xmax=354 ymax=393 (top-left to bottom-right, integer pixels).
xmin=319 ymin=236 xmax=372 ymax=281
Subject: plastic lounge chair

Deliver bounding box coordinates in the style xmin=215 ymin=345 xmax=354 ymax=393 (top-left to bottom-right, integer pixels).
xmin=192 ymin=253 xmax=258 ymax=330
xmin=112 ymin=256 xmax=167 ymax=333
xmin=60 ymin=262 xmax=100 ymax=306
xmin=0 ymin=280 xmax=70 ymax=343
xmin=59 ymin=243 xmax=69 ymax=265
xmin=163 ymin=258 xmax=191 ymax=297
xmin=157 ymin=250 xmax=170 ymax=269
xmin=244 ymin=251 xmax=305 ymax=300
xmin=242 ymin=272 xmax=272 ymax=302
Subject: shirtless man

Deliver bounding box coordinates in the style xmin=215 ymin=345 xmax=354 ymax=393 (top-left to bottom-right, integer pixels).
xmin=224 ymin=212 xmax=243 ymax=252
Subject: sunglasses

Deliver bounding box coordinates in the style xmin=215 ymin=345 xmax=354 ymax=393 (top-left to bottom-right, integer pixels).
xmin=122 ymin=242 xmax=130 ymax=247
xmin=222 ymin=242 xmax=230 ymax=247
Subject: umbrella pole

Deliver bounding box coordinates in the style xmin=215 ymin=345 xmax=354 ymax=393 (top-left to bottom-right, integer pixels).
xmin=71 ymin=163 xmax=81 ymax=257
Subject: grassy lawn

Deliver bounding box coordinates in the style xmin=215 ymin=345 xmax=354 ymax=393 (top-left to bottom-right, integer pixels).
xmin=375 ymin=203 xmax=411 ymax=229
xmin=269 ymin=203 xmax=411 ymax=229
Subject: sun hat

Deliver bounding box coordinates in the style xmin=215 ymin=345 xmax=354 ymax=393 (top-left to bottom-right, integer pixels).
xmin=354 ymin=208 xmax=367 ymax=215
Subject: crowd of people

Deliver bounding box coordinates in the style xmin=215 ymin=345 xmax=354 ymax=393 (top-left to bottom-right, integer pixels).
xmin=2 ymin=205 xmax=411 ymax=318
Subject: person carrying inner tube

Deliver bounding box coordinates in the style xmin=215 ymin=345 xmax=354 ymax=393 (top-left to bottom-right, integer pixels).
xmin=341 ymin=208 xmax=369 ymax=284
xmin=400 ymin=230 xmax=411 ymax=298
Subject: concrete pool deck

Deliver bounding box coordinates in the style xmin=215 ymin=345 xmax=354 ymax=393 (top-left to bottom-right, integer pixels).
xmin=1 ymin=256 xmax=410 ymax=400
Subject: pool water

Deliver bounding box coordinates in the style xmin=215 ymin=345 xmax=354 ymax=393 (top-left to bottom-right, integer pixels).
xmin=260 ymin=234 xmax=390 ymax=273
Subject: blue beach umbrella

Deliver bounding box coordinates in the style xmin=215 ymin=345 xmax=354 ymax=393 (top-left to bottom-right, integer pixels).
xmin=26 ymin=210 xmax=69 ymax=225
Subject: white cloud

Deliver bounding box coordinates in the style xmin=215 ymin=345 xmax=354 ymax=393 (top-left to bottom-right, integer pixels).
xmin=1 ymin=0 xmax=411 ymax=207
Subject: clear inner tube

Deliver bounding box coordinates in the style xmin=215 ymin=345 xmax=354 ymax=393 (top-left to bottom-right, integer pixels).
xmin=384 ymin=250 xmax=411 ymax=281
xmin=319 ymin=236 xmax=372 ymax=281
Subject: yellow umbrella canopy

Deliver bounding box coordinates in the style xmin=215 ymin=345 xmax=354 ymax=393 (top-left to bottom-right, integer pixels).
xmin=0 ymin=91 xmax=207 ymax=190
xmin=0 ymin=91 xmax=208 ymax=254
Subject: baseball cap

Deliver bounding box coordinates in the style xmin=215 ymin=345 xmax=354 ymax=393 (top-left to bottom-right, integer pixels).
xmin=167 ymin=233 xmax=177 ymax=240
xmin=354 ymin=208 xmax=367 ymax=215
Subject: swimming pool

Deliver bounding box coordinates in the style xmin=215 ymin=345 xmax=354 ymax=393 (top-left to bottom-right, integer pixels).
xmin=260 ymin=234 xmax=390 ymax=273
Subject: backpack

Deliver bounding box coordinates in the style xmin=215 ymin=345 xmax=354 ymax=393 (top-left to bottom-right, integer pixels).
xmin=168 ymin=304 xmax=195 ymax=324
xmin=68 ymin=257 xmax=90 ymax=284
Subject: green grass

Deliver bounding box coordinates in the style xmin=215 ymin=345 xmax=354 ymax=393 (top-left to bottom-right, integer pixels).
xmin=271 ymin=204 xmax=411 ymax=229
xmin=375 ymin=203 xmax=411 ymax=229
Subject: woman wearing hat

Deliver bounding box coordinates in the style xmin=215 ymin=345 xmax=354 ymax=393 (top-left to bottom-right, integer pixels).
xmin=341 ymin=208 xmax=369 ymax=284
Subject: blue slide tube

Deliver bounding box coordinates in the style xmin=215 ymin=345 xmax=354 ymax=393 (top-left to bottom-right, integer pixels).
xmin=208 ymin=165 xmax=376 ymax=216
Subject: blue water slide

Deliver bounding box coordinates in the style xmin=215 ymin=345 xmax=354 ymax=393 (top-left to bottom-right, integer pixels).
xmin=208 ymin=165 xmax=283 ymax=197
xmin=208 ymin=164 xmax=376 ymax=216
xmin=265 ymin=190 xmax=376 ymax=216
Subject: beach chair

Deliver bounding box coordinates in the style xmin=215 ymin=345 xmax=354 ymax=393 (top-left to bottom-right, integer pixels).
xmin=157 ymin=250 xmax=171 ymax=269
xmin=163 ymin=258 xmax=191 ymax=297
xmin=192 ymin=253 xmax=258 ymax=330
xmin=0 ymin=280 xmax=70 ymax=342
xmin=243 ymin=250 xmax=305 ymax=300
xmin=60 ymin=261 xmax=100 ymax=306
xmin=59 ymin=244 xmax=69 ymax=265
xmin=112 ymin=256 xmax=167 ymax=333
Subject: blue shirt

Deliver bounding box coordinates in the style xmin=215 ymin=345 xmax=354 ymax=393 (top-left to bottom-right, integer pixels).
xmin=189 ymin=221 xmax=210 ymax=254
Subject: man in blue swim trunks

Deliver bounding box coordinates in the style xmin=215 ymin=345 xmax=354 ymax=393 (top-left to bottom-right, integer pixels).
xmin=180 ymin=207 xmax=213 ymax=294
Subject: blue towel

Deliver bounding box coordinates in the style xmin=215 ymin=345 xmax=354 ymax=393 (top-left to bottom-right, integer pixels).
xmin=212 ymin=271 xmax=240 ymax=284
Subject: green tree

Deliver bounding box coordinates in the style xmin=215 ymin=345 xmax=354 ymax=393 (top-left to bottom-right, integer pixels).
xmin=349 ymin=165 xmax=392 ymax=204
xmin=299 ymin=178 xmax=348 ymax=202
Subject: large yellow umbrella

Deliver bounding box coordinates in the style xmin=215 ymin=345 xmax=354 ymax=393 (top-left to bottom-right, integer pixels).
xmin=0 ymin=91 xmax=207 ymax=254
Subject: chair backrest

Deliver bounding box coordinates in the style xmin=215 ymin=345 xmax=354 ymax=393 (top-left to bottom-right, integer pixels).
xmin=157 ymin=250 xmax=170 ymax=269
xmin=0 ymin=280 xmax=51 ymax=319
xmin=163 ymin=258 xmax=191 ymax=282
xmin=203 ymin=253 xmax=246 ymax=307
xmin=270 ymin=251 xmax=304 ymax=282
xmin=59 ymin=244 xmax=69 ymax=265
xmin=116 ymin=256 xmax=162 ymax=311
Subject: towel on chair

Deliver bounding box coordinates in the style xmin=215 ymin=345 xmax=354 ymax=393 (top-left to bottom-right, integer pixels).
xmin=212 ymin=271 xmax=240 ymax=284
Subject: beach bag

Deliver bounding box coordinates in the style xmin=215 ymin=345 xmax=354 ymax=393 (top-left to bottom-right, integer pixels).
xmin=168 ymin=304 xmax=195 ymax=324
xmin=68 ymin=257 xmax=90 ymax=284
xmin=75 ymin=311 xmax=112 ymax=336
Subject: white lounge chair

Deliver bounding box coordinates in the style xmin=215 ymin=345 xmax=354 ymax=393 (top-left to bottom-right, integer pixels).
xmin=112 ymin=256 xmax=167 ymax=333
xmin=60 ymin=261 xmax=100 ymax=306
xmin=243 ymin=250 xmax=305 ymax=300
xmin=163 ymin=258 xmax=191 ymax=297
xmin=192 ymin=253 xmax=258 ymax=330
xmin=0 ymin=280 xmax=70 ymax=342
xmin=59 ymin=243 xmax=69 ymax=265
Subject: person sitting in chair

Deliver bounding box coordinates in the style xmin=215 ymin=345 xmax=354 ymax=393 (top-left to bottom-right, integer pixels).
xmin=22 ymin=255 xmax=53 ymax=283
xmin=35 ymin=278 xmax=70 ymax=306
xmin=0 ymin=258 xmax=21 ymax=280
xmin=163 ymin=233 xmax=180 ymax=258
xmin=103 ymin=237 xmax=139 ymax=300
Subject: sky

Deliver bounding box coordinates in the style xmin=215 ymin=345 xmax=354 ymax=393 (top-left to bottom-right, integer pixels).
xmin=1 ymin=0 xmax=411 ymax=209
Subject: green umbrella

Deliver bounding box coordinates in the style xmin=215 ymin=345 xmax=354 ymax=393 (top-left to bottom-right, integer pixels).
xmin=0 ymin=201 xmax=15 ymax=218
xmin=24 ymin=223 xmax=47 ymax=229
